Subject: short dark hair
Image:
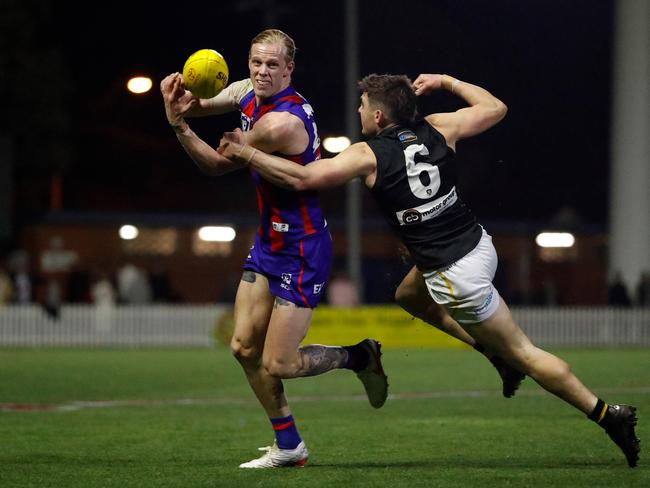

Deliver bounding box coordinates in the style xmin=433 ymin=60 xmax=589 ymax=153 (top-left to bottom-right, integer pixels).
xmin=358 ymin=74 xmax=417 ymax=125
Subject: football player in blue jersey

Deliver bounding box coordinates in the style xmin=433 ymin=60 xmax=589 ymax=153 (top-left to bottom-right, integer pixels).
xmin=161 ymin=30 xmax=388 ymax=468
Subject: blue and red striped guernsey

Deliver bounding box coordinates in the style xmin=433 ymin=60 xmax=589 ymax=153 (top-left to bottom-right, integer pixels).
xmin=239 ymin=85 xmax=326 ymax=251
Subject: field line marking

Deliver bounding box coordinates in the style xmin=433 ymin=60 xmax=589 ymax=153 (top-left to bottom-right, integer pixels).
xmin=2 ymin=386 xmax=650 ymax=412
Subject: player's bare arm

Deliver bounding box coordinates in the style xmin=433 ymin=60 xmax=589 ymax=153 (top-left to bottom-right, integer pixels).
xmin=413 ymin=73 xmax=507 ymax=148
xmin=161 ymin=74 xmax=246 ymax=176
xmin=219 ymin=137 xmax=377 ymax=191
xmin=188 ymin=79 xmax=254 ymax=117
xmin=244 ymin=111 xmax=309 ymax=155
xmin=161 ymin=74 xmax=251 ymax=118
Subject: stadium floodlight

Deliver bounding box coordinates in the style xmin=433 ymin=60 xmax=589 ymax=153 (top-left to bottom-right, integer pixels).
xmin=127 ymin=76 xmax=153 ymax=94
xmin=198 ymin=226 xmax=236 ymax=242
xmin=323 ymin=136 xmax=351 ymax=153
xmin=535 ymin=232 xmax=575 ymax=248
xmin=119 ymin=225 xmax=139 ymax=240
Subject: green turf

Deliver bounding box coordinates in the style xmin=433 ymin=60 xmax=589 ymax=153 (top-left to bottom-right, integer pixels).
xmin=1 ymin=348 xmax=648 ymax=487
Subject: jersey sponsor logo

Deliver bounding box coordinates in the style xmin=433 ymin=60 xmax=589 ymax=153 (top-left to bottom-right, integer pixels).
xmin=302 ymin=103 xmax=314 ymax=118
xmin=272 ymin=222 xmax=290 ymax=233
xmin=398 ymin=130 xmax=417 ymax=143
xmin=241 ymin=114 xmax=252 ymax=132
xmin=395 ymin=186 xmax=458 ymax=225
xmin=281 ymin=273 xmax=292 ymax=290
xmin=402 ymin=209 xmax=422 ymax=224
xmin=476 ymin=289 xmax=494 ymax=313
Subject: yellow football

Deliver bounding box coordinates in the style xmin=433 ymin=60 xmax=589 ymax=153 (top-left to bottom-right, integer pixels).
xmin=182 ymin=49 xmax=229 ymax=99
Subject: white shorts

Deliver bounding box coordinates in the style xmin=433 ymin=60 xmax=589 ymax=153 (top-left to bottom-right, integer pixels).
xmin=422 ymin=229 xmax=500 ymax=324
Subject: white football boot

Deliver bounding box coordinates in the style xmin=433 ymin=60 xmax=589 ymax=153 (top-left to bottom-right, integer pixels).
xmin=238 ymin=441 xmax=309 ymax=468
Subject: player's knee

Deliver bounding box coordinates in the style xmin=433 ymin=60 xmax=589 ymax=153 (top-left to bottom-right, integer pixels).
xmin=513 ymin=346 xmax=571 ymax=381
xmin=263 ymin=356 xmax=299 ymax=379
xmin=230 ymin=337 xmax=261 ymax=366
xmin=550 ymin=357 xmax=572 ymax=381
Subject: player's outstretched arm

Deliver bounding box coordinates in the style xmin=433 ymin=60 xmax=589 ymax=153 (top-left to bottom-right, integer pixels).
xmin=161 ymin=74 xmax=246 ymax=176
xmin=219 ymin=134 xmax=376 ymax=191
xmin=173 ymin=124 xmax=247 ymax=176
xmin=413 ymin=73 xmax=507 ymax=148
xmin=161 ymin=73 xmax=249 ymax=118
xmin=187 ymin=79 xmax=254 ymax=117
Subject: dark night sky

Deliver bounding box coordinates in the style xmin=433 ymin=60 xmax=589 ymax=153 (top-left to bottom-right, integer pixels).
xmin=3 ymin=0 xmax=614 ymax=231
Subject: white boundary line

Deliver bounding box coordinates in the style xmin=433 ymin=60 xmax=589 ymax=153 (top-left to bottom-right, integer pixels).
xmin=2 ymin=386 xmax=649 ymax=412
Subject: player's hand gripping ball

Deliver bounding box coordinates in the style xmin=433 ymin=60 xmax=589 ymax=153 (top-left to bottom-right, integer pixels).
xmin=182 ymin=49 xmax=229 ymax=99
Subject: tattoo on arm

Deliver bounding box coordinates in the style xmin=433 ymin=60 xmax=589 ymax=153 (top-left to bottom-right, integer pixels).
xmin=297 ymin=346 xmax=347 ymax=377
xmin=241 ymin=271 xmax=257 ymax=283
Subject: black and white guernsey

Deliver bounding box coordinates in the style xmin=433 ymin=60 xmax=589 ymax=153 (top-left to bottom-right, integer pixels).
xmin=366 ymin=120 xmax=482 ymax=271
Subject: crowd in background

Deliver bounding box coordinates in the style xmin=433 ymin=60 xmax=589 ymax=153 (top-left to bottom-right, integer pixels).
xmin=2 ymin=237 xmax=650 ymax=310
xmin=0 ymin=237 xmax=173 ymax=315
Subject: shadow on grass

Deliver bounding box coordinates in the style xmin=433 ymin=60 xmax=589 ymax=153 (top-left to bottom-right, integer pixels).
xmin=311 ymin=458 xmax=623 ymax=469
xmin=2 ymin=454 xmax=629 ymax=471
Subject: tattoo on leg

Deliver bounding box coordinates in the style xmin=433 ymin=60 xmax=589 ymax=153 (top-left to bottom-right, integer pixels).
xmin=298 ymin=345 xmax=348 ymax=377
xmin=271 ymin=379 xmax=284 ymax=398
xmin=274 ymin=297 xmax=292 ymax=308
xmin=241 ymin=271 xmax=257 ymax=283
xmin=269 ymin=380 xmax=286 ymax=409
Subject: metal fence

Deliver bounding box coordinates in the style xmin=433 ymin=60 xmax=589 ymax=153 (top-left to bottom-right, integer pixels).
xmin=511 ymin=307 xmax=650 ymax=347
xmin=0 ymin=305 xmax=649 ymax=348
xmin=0 ymin=305 xmax=229 ymax=348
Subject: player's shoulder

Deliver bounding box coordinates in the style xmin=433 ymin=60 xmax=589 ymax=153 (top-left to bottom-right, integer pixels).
xmin=344 ymin=142 xmax=377 ymax=164
xmin=351 ymin=141 xmax=374 ymax=155
xmin=227 ymin=79 xmax=254 ymax=104
xmin=254 ymin=110 xmax=306 ymax=145
xmin=257 ymin=109 xmax=301 ymax=126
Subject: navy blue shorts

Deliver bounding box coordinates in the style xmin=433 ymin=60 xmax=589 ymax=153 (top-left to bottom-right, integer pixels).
xmin=243 ymin=228 xmax=332 ymax=308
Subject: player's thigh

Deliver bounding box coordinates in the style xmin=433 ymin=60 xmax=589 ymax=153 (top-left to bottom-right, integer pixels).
xmin=231 ymin=271 xmax=275 ymax=354
xmin=397 ymin=266 xmax=452 ymax=325
xmin=462 ymin=300 xmax=534 ymax=366
xmin=395 ymin=266 xmax=429 ymax=310
xmin=263 ymin=300 xmax=313 ymax=366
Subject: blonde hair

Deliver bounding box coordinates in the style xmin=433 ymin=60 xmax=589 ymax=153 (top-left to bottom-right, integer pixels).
xmin=250 ymin=29 xmax=296 ymax=63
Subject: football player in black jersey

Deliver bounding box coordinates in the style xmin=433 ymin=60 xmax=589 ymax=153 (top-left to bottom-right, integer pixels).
xmin=218 ymin=73 xmax=639 ymax=468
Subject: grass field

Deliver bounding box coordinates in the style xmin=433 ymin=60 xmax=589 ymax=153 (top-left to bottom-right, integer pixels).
xmin=0 ymin=347 xmax=648 ymax=487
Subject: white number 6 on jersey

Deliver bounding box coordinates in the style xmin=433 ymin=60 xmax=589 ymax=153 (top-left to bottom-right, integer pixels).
xmin=404 ymin=144 xmax=440 ymax=199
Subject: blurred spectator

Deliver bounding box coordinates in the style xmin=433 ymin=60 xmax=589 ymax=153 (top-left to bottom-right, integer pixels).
xmin=40 ymin=236 xmax=78 ymax=273
xmin=91 ymin=271 xmax=116 ymax=332
xmin=636 ymin=270 xmax=650 ymax=306
xmin=326 ymin=271 xmax=360 ymax=307
xmin=91 ymin=272 xmax=117 ymax=306
xmin=40 ymin=236 xmax=79 ymax=306
xmin=608 ymin=271 xmax=631 ymax=306
xmin=0 ymin=263 xmax=13 ymax=306
xmin=7 ymin=249 xmax=33 ymax=304
xmin=117 ymin=262 xmax=152 ymax=304
xmin=43 ymin=279 xmax=62 ymax=320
